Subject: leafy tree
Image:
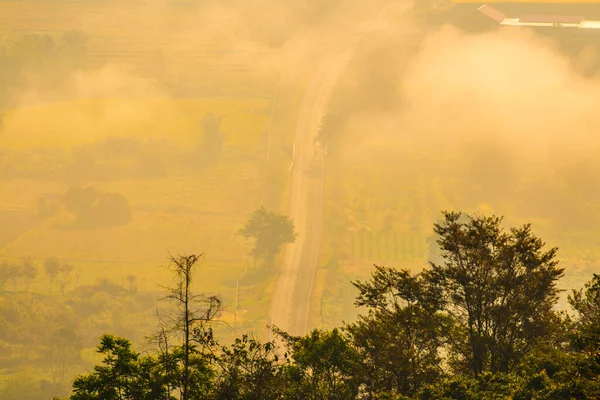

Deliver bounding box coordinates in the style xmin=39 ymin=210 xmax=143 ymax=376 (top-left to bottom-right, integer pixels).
xmin=45 ymin=256 xmax=61 ymax=294
xmin=238 ymin=207 xmax=297 ymax=267
xmin=315 ymin=113 xmax=346 ymax=156
xmin=212 ymin=334 xmax=285 ymax=400
xmin=64 ymin=186 xmax=131 ymax=229
xmin=567 ymin=273 xmax=600 ymax=396
xmin=70 ymin=335 xmax=145 ymax=400
xmin=20 ymin=255 xmax=37 ymax=292
xmin=279 ymin=328 xmax=360 ymax=400
xmin=426 ymin=211 xmax=564 ymax=376
xmin=569 ymin=273 xmax=600 ymax=360
xmin=347 ymin=266 xmax=446 ymax=397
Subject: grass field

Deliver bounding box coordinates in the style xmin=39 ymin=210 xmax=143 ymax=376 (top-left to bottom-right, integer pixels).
xmin=0 ymin=97 xmax=271 ymax=150
xmin=0 ymin=95 xmax=283 ymax=339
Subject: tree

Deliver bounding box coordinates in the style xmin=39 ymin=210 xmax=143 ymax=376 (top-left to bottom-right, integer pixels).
xmin=347 ymin=266 xmax=446 ymax=397
xmin=568 ymin=273 xmax=600 ymax=396
xmin=70 ymin=335 xmax=143 ymax=400
xmin=426 ymin=211 xmax=564 ymax=376
xmin=57 ymin=263 xmax=73 ymax=293
xmin=64 ymin=186 xmax=131 ymax=229
xmin=569 ymin=273 xmax=600 ymax=358
xmin=314 ymin=113 xmax=346 ymax=156
xmin=20 ymin=256 xmax=37 ymax=292
xmin=278 ymin=328 xmax=360 ymax=400
xmin=0 ymin=261 xmax=18 ymax=291
xmin=47 ymin=327 xmax=82 ymax=384
xmin=238 ymin=207 xmax=297 ymax=267
xmin=45 ymin=256 xmax=61 ymax=294
xmin=212 ymin=334 xmax=285 ymax=400
xmin=158 ymin=254 xmax=222 ymax=400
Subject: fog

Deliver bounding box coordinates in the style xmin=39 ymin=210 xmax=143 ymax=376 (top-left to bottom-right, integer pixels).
xmin=1 ymin=0 xmax=600 ymax=398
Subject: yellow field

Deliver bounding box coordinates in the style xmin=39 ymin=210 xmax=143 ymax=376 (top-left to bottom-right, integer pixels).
xmin=0 ymin=96 xmax=273 ymax=305
xmin=0 ymin=97 xmax=270 ymax=149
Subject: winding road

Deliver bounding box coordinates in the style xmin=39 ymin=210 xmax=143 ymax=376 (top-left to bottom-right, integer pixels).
xmin=269 ymin=2 xmax=404 ymax=337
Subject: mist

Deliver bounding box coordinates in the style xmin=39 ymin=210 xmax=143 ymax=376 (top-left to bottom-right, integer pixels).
xmin=2 ymin=0 xmax=600 ymax=398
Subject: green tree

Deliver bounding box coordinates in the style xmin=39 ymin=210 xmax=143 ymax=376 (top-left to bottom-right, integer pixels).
xmin=347 ymin=266 xmax=446 ymax=397
xmin=238 ymin=207 xmax=297 ymax=267
xmin=569 ymin=274 xmax=600 ymax=359
xmin=70 ymin=335 xmax=147 ymax=400
xmin=212 ymin=334 xmax=285 ymax=400
xmin=567 ymin=273 xmax=600 ymax=396
xmin=279 ymin=328 xmax=360 ymax=400
xmin=427 ymin=211 xmax=564 ymax=376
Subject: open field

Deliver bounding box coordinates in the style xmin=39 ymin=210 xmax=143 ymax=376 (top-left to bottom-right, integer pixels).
xmin=0 ymin=94 xmax=284 ymax=340
xmin=0 ymin=97 xmax=271 ymax=149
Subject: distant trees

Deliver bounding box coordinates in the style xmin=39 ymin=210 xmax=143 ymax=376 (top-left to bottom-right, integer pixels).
xmin=0 ymin=257 xmax=38 ymax=292
xmin=0 ymin=31 xmax=88 ymax=109
xmin=44 ymin=256 xmax=73 ymax=294
xmin=64 ymin=185 xmax=131 ymax=229
xmin=47 ymin=328 xmax=82 ymax=384
xmin=315 ymin=113 xmax=346 ymax=156
xmin=55 ymin=212 xmax=600 ymax=400
xmin=238 ymin=207 xmax=297 ymax=267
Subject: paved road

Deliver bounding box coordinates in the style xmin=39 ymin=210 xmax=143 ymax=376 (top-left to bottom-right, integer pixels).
xmin=269 ymin=2 xmax=403 ymax=337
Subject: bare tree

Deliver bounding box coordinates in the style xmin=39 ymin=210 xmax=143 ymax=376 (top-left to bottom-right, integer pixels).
xmin=45 ymin=256 xmax=60 ymax=294
xmin=157 ymin=253 xmax=223 ymax=400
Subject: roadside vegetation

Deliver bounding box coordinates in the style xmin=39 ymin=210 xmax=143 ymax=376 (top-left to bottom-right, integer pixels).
xmin=15 ymin=212 xmax=598 ymax=399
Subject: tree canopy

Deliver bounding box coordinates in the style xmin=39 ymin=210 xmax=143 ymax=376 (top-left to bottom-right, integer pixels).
xmin=238 ymin=207 xmax=297 ymax=266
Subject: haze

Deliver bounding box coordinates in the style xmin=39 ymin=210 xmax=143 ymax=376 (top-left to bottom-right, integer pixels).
xmin=1 ymin=0 xmax=600 ymax=398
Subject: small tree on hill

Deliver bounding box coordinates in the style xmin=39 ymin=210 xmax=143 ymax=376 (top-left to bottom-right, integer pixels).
xmin=238 ymin=207 xmax=297 ymax=267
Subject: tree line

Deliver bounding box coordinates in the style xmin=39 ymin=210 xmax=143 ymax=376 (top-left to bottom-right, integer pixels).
xmin=55 ymin=211 xmax=599 ymax=399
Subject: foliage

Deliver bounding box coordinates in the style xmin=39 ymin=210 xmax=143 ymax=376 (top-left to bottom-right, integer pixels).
xmin=348 ymin=266 xmax=446 ymax=397
xmin=280 ymin=328 xmax=361 ymax=400
xmin=70 ymin=334 xmax=167 ymax=400
xmin=426 ymin=212 xmax=564 ymax=376
xmin=238 ymin=207 xmax=297 ymax=267
xmin=64 ymin=185 xmax=132 ymax=229
xmin=20 ymin=214 xmax=600 ymax=399
xmin=0 ymin=31 xmax=88 ymax=109
xmin=212 ymin=334 xmax=285 ymax=400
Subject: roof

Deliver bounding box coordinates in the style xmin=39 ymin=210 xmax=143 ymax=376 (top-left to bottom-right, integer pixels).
xmin=450 ymin=3 xmax=600 ymax=30
xmin=477 ymin=4 xmax=507 ymax=22
xmin=519 ymin=14 xmax=584 ymax=23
